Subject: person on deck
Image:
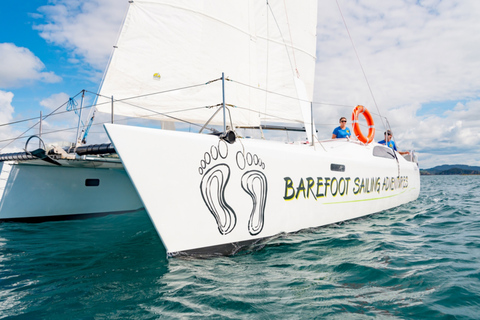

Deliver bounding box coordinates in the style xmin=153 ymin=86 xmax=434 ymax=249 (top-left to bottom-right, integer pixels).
xmin=379 ymin=130 xmax=409 ymax=155
xmin=332 ymin=117 xmax=351 ymax=139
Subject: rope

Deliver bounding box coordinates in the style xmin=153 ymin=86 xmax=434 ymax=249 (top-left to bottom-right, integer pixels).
xmin=228 ymin=78 xmax=310 ymax=104
xmin=266 ymin=3 xmax=296 ymax=79
xmin=89 ymin=80 xmax=219 ymax=107
xmin=0 ymin=90 xmax=84 ymax=153
xmin=66 ymin=97 xmax=78 ymax=114
xmin=0 ymin=76 xmax=312 ymax=150
xmin=102 ymin=98 xmax=213 ymax=130
xmin=335 ymin=0 xmax=386 ymax=130
xmin=282 ymin=0 xmax=299 ymax=77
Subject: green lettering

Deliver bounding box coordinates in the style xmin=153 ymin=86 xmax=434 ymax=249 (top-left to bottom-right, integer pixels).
xmin=331 ymin=177 xmax=338 ymax=196
xmin=382 ymin=177 xmax=389 ymax=191
xmin=353 ymin=177 xmax=360 ymax=194
xmin=338 ymin=177 xmax=346 ymax=196
xmin=283 ymin=177 xmax=295 ymax=200
xmin=295 ymin=178 xmax=306 ymax=199
xmin=306 ymin=177 xmax=316 ymax=200
xmin=324 ymin=178 xmax=331 ymax=197
xmin=345 ymin=177 xmax=350 ymax=195
xmin=316 ymin=178 xmax=324 ymax=198
xmin=360 ymin=178 xmax=366 ymax=194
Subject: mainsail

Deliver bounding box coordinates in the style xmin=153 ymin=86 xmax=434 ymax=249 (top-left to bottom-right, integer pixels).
xmin=95 ymin=0 xmax=317 ymax=129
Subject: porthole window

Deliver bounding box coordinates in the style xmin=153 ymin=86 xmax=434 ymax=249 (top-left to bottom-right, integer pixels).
xmin=85 ymin=179 xmax=100 ymax=187
xmin=330 ymin=163 xmax=345 ymax=172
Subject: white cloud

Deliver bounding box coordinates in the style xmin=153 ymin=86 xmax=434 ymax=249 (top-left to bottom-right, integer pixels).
xmin=0 ymin=43 xmax=62 ymax=88
xmin=38 ymin=92 xmax=80 ymax=130
xmin=34 ymin=0 xmax=129 ymax=70
xmin=40 ymin=92 xmax=71 ymax=111
xmin=4 ymin=0 xmax=479 ymax=168
xmin=38 ymin=92 xmax=91 ymax=143
xmin=0 ymin=91 xmax=14 ymax=125
xmin=36 ymin=90 xmax=109 ymax=147
xmin=314 ymin=0 xmax=480 ymax=168
xmin=0 ymin=90 xmax=86 ymax=152
xmin=0 ymin=90 xmax=19 ymax=152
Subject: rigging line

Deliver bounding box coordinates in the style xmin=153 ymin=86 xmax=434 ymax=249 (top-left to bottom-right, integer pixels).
xmin=93 ymin=0 xmax=131 ymax=108
xmin=312 ymin=101 xmax=354 ymax=109
xmin=88 ymin=78 xmax=220 ymax=106
xmin=108 ymin=98 xmax=220 ymax=116
xmin=282 ymin=0 xmax=299 ymax=77
xmin=233 ymin=105 xmax=304 ymax=125
xmin=85 ymin=113 xmax=218 ymax=135
xmin=267 ymin=3 xmax=296 ymax=80
xmin=228 ymin=79 xmax=310 ymax=104
xmin=0 ymin=105 xmax=224 ymax=148
xmin=0 ymin=116 xmax=44 ymax=128
xmin=98 ymin=115 xmax=205 ymax=131
xmin=0 ymin=90 xmax=84 ymax=153
xmin=103 ymin=99 xmax=216 ymax=131
xmin=335 ymin=0 xmax=386 ymax=129
xmin=83 ymin=95 xmax=98 ymax=140
xmin=0 ymin=104 xmax=95 ymax=128
xmin=313 ymin=101 xmax=388 ymax=122
xmin=0 ymin=111 xmax=219 ymax=145
xmin=112 ymin=91 xmax=304 ymax=127
xmin=227 ymin=78 xmax=309 ymax=124
xmin=0 ymin=126 xmax=78 ymax=144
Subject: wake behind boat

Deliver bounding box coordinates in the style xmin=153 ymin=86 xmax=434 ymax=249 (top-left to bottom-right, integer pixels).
xmin=0 ymin=0 xmax=419 ymax=257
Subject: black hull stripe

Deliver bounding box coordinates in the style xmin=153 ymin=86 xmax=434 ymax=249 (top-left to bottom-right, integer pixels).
xmin=0 ymin=207 xmax=144 ymax=223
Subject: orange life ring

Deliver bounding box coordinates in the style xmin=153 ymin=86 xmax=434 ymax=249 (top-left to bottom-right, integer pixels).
xmin=352 ymin=105 xmax=375 ymax=144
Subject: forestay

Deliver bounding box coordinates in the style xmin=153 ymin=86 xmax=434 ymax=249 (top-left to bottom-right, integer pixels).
xmin=95 ymin=0 xmax=317 ymax=129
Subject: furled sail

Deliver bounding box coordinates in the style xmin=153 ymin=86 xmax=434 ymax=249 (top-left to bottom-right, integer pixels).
xmin=95 ymin=0 xmax=317 ymax=128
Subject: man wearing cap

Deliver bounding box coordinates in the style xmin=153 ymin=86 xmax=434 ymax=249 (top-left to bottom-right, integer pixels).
xmin=379 ymin=130 xmax=409 ymax=155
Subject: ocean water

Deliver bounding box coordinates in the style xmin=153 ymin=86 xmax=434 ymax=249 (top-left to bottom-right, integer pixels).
xmin=1 ymin=175 xmax=479 ymax=319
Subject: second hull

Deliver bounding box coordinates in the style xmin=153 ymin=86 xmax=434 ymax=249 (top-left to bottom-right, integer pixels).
xmin=0 ymin=159 xmax=144 ymax=222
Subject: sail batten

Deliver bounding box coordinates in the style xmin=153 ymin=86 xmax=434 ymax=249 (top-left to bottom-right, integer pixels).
xmin=95 ymin=0 xmax=318 ymax=128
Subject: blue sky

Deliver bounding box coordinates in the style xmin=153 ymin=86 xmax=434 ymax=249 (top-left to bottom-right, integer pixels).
xmin=1 ymin=0 xmax=479 ymax=169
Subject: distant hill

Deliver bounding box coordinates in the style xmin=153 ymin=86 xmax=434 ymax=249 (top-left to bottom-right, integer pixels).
xmin=420 ymin=164 xmax=480 ymax=175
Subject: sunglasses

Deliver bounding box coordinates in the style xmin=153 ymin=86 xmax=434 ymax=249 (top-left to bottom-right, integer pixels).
xmin=341 ymin=120 xmax=347 ymax=123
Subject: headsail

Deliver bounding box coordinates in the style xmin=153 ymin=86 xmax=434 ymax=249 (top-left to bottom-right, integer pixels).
xmin=95 ymin=0 xmax=317 ymax=128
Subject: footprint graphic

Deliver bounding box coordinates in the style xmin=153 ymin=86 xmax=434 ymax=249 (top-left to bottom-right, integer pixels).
xmin=199 ymin=141 xmax=236 ymax=235
xmin=199 ymin=141 xmax=268 ymax=236
xmin=237 ymin=151 xmax=268 ymax=235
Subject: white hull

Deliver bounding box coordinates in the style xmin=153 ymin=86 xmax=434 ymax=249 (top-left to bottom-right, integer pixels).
xmin=0 ymin=158 xmax=143 ymax=222
xmin=105 ymin=124 xmax=420 ymax=256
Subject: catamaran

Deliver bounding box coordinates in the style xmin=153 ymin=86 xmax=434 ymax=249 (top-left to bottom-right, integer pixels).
xmin=0 ymin=0 xmax=419 ymax=257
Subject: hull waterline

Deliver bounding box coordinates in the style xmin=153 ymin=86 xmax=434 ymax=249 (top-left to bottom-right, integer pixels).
xmin=0 ymin=158 xmax=144 ymax=222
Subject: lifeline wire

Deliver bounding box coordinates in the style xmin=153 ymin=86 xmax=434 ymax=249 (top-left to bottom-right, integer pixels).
xmin=0 ymin=90 xmax=84 ymax=153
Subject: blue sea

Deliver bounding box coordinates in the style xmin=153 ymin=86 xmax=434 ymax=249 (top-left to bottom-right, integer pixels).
xmin=1 ymin=175 xmax=479 ymax=319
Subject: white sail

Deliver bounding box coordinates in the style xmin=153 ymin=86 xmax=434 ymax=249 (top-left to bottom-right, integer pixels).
xmin=95 ymin=0 xmax=317 ymax=128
